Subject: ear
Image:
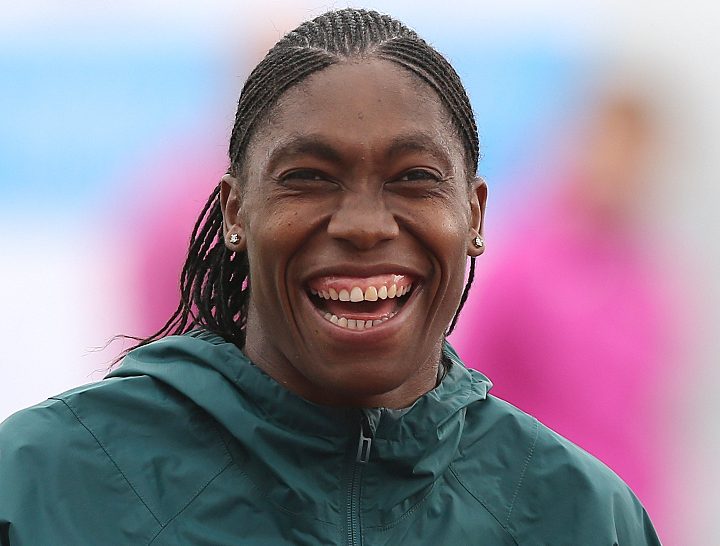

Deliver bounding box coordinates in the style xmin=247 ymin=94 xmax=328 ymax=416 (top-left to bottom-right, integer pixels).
xmin=467 ymin=176 xmax=487 ymax=257
xmin=220 ymin=173 xmax=247 ymax=252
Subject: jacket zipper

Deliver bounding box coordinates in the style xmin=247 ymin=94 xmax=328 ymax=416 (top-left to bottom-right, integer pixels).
xmin=346 ymin=412 xmax=373 ymax=546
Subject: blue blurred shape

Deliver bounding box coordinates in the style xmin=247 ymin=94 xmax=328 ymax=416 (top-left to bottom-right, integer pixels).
xmin=442 ymin=40 xmax=583 ymax=182
xmin=0 ymin=47 xmax=221 ymax=211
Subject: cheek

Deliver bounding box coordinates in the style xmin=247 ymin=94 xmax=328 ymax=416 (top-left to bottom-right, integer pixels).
xmin=409 ymin=199 xmax=471 ymax=297
xmin=246 ymin=198 xmax=312 ymax=250
xmin=244 ymin=201 xmax=326 ymax=294
xmin=400 ymin=198 xmax=470 ymax=258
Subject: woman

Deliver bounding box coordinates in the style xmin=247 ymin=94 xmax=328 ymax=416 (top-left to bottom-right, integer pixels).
xmin=0 ymin=9 xmax=660 ymax=545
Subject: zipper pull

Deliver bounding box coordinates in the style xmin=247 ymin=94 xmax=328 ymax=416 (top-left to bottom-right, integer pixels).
xmin=356 ymin=415 xmax=373 ymax=464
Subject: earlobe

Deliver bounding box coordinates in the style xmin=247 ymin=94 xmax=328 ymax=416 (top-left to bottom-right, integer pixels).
xmin=467 ymin=177 xmax=487 ymax=256
xmin=220 ymin=173 xmax=247 ymax=252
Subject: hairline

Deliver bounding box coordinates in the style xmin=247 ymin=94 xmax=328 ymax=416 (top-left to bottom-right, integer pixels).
xmin=232 ymin=53 xmax=476 ymax=182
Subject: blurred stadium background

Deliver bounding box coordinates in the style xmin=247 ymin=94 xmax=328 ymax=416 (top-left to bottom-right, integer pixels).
xmin=2 ymin=1 xmax=719 ymax=543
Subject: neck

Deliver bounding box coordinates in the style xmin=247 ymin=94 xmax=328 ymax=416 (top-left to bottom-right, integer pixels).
xmin=242 ymin=323 xmax=442 ymax=409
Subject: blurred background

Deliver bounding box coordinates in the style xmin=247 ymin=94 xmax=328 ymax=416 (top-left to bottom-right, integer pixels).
xmin=1 ymin=1 xmax=718 ymax=543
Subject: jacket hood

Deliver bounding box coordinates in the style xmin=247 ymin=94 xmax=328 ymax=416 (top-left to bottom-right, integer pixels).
xmin=107 ymin=330 xmax=492 ymax=523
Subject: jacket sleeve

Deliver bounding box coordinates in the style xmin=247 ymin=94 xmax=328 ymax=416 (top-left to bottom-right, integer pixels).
xmin=507 ymin=424 xmax=663 ymax=546
xmin=0 ymin=398 xmax=158 ymax=545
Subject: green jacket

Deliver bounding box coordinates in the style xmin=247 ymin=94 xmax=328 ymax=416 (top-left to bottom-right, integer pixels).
xmin=0 ymin=330 xmax=660 ymax=545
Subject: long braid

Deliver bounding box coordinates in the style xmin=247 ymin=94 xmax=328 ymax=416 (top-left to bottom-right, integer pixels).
xmin=122 ymin=8 xmax=482 ymax=357
xmin=446 ymin=256 xmax=476 ymax=336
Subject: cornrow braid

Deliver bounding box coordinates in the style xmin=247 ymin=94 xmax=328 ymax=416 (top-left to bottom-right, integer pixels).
xmin=376 ymin=38 xmax=479 ymax=174
xmin=124 ymin=8 xmax=481 ymax=356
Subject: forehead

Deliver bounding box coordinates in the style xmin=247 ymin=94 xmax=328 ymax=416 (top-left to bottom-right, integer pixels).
xmin=246 ymin=58 xmax=464 ymax=168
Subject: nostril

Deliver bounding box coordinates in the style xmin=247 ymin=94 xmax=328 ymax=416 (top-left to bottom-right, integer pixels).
xmin=327 ymin=203 xmax=399 ymax=249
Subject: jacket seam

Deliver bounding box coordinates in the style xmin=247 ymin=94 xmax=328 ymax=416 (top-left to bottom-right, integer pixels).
xmin=146 ymin=459 xmax=234 ymax=545
xmin=364 ymin=479 xmax=437 ymax=531
xmin=223 ymin=456 xmax=339 ymax=526
xmin=51 ymin=397 xmax=163 ymax=527
xmin=220 ymin=428 xmax=338 ymax=526
xmin=214 ymin=425 xmax=235 ymax=460
xmin=448 ymin=464 xmax=519 ymax=546
xmin=506 ymin=417 xmax=539 ymax=524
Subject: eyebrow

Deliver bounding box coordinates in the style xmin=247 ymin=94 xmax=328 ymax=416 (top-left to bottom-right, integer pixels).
xmin=266 ymin=135 xmax=344 ymax=170
xmin=385 ymin=134 xmax=454 ymax=167
xmin=265 ymin=132 xmax=454 ymax=170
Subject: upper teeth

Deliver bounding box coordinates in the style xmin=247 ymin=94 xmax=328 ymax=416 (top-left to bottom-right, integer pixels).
xmin=311 ymin=283 xmax=411 ymax=301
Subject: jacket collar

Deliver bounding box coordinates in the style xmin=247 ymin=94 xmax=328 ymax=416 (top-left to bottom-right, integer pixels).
xmin=110 ymin=330 xmax=490 ymax=440
xmin=108 ymin=330 xmax=492 ymax=520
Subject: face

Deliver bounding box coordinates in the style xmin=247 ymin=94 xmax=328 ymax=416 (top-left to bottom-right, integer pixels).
xmin=221 ymin=59 xmax=486 ymax=408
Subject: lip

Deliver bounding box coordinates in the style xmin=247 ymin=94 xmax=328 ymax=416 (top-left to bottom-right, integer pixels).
xmin=297 ymin=263 xmax=426 ymax=343
xmin=300 ymin=283 xmax=424 ymax=343
xmin=301 ymin=263 xmax=426 ymax=286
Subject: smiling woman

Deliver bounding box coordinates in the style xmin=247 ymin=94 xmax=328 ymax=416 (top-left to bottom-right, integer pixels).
xmin=223 ymin=58 xmax=482 ymax=408
xmin=0 ymin=8 xmax=661 ymax=545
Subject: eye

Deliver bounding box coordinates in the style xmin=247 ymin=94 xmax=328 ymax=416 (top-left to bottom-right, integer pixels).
xmin=395 ymin=169 xmax=442 ymax=183
xmin=385 ymin=167 xmax=448 ymax=198
xmin=281 ymin=169 xmax=328 ymax=182
xmin=275 ymin=169 xmax=338 ymax=194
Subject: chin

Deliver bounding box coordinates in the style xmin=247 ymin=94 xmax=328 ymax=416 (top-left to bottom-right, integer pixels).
xmin=294 ymin=344 xmax=434 ymax=406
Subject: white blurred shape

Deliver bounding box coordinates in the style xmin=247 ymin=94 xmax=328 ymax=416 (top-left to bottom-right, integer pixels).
xmin=0 ymin=220 xmax=135 ymax=420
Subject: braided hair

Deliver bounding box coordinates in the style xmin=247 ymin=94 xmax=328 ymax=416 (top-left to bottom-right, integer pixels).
xmin=129 ymin=8 xmax=481 ymax=353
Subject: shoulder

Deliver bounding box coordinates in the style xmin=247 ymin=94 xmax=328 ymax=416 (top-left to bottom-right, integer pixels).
xmin=0 ymin=372 xmax=231 ymax=543
xmin=0 ymin=389 xmax=159 ymax=542
xmin=454 ymin=391 xmax=661 ymax=545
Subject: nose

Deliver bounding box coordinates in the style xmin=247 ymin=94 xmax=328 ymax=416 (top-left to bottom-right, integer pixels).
xmin=326 ymin=191 xmax=399 ymax=250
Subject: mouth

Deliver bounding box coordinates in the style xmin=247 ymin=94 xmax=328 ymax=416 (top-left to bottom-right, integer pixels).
xmin=305 ymin=274 xmax=417 ymax=330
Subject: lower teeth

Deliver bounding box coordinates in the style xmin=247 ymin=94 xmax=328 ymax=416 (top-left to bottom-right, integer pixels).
xmin=324 ymin=312 xmax=396 ymax=329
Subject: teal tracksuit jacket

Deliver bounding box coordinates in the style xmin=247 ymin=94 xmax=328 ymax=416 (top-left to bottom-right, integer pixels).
xmin=0 ymin=330 xmax=661 ymax=544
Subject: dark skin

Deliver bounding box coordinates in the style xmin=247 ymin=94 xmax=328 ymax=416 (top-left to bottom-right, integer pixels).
xmin=221 ymin=59 xmax=486 ymax=409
